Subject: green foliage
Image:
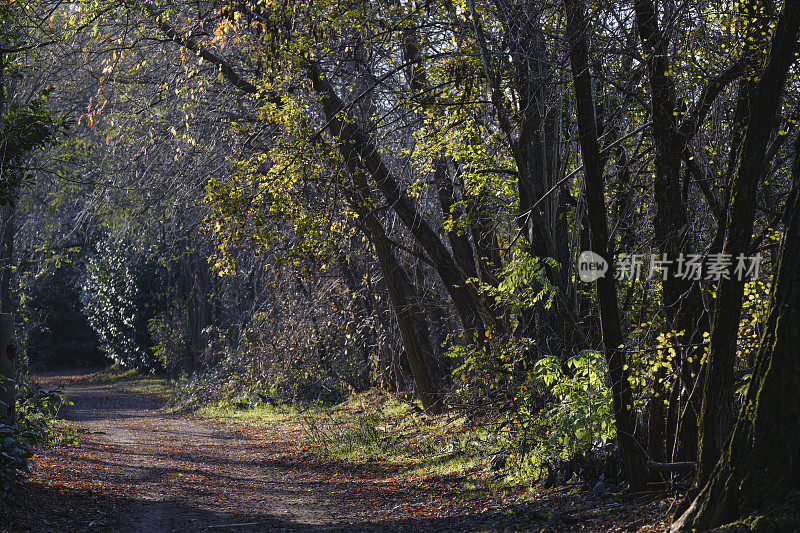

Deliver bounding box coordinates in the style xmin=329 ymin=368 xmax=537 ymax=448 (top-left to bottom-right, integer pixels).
xmin=0 ymin=87 xmax=66 ymax=201
xmin=81 ymin=238 xmax=165 ymax=370
xmin=485 ymin=252 xmax=560 ymax=314
xmin=148 ymin=311 xmax=188 ymax=377
xmin=533 ymin=351 xmax=615 ymax=459
xmin=15 ymin=379 xmax=76 ymax=447
xmin=0 ymin=423 xmax=31 ymax=501
xmin=451 ymin=335 xmax=537 ymax=409
xmin=452 ymin=339 xmax=615 ymax=480
xmin=1 ymin=377 xmax=75 ymax=503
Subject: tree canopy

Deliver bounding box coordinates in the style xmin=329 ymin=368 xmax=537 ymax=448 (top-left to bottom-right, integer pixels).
xmin=2 ymin=0 xmax=800 ymax=529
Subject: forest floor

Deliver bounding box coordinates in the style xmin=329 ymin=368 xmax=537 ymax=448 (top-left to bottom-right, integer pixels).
xmin=7 ymin=370 xmax=675 ymax=532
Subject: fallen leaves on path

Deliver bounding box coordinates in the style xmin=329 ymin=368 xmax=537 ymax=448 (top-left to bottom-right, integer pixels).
xmin=8 ymin=372 xmax=672 ymax=532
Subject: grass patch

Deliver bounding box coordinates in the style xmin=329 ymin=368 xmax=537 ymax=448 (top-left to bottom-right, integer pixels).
xmin=84 ymin=364 xmax=141 ymax=384
xmin=189 ymin=388 xmax=549 ymax=512
xmin=259 ymin=389 xmax=510 ymax=489
xmin=187 ymin=387 xmax=522 ymax=498
xmin=85 ymin=365 xmax=172 ymax=396
xmin=197 ymin=403 xmax=297 ymax=425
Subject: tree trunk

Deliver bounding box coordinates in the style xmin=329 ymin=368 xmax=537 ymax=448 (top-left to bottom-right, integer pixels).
xmin=435 ymin=158 xmax=478 ymax=282
xmin=305 ymin=59 xmax=487 ymax=341
xmin=633 ymin=0 xmax=689 ymax=465
xmin=697 ymin=0 xmax=800 ymax=484
xmin=0 ymin=314 xmax=15 ymax=426
xmin=372 ymin=234 xmax=441 ymax=413
xmin=471 ymin=0 xmax=571 ymax=352
xmin=328 ymin=104 xmax=443 ymax=411
xmin=563 ymin=0 xmax=647 ymax=488
xmin=0 ymin=203 xmax=13 ymax=314
xmin=347 ymin=187 xmax=442 ymax=412
xmin=672 ymin=132 xmax=800 ymax=533
xmin=0 ymin=55 xmax=10 ymax=315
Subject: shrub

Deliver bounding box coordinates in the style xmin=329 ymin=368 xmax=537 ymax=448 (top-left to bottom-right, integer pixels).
xmin=81 ymin=238 xmax=164 ymax=370
xmin=0 ymin=424 xmax=31 ymax=501
xmin=532 ymin=351 xmax=615 ymax=462
xmin=15 ymin=379 xmax=75 ymax=446
xmin=149 ymin=312 xmax=188 ymax=378
xmin=0 ymin=378 xmax=74 ymax=508
xmin=452 ymin=339 xmax=616 ymax=482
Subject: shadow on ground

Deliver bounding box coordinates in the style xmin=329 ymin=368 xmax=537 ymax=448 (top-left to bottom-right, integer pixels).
xmin=10 ymin=481 xmax=551 ymax=532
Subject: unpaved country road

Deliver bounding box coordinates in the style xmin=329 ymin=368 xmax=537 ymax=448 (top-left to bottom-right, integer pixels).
xmin=7 ymin=372 xmax=672 ymax=533
xmin=13 ymin=373 xmax=374 ymax=532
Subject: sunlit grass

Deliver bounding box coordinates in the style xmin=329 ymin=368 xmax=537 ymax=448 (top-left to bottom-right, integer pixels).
xmin=198 ymin=403 xmax=295 ymax=424
xmin=182 ymin=386 xmax=520 ymax=503
xmin=224 ymin=388 xmax=512 ymax=490
xmin=85 ymin=364 xmax=140 ymax=384
xmin=85 ymin=364 xmax=171 ymax=396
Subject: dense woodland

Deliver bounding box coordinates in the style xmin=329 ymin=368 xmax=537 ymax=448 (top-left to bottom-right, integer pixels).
xmin=1 ymin=0 xmax=800 ymax=530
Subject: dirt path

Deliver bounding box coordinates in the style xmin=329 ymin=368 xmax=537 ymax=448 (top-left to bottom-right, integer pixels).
xmin=8 ymin=372 xmax=673 ymax=532
xmin=11 ymin=373 xmax=370 ymax=532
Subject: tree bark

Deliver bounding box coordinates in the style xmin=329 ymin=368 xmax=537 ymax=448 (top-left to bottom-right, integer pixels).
xmin=632 ymin=0 xmax=688 ymax=465
xmin=435 ymin=158 xmax=478 ymax=282
xmin=470 ymin=0 xmax=572 ymax=353
xmin=0 ymin=314 xmax=14 ymax=426
xmin=345 ymin=184 xmax=442 ymax=412
xmin=632 ymin=0 xmax=754 ymax=466
xmin=563 ymin=0 xmax=647 ymax=488
xmin=672 ymin=132 xmax=800 ymax=533
xmin=697 ymin=0 xmax=800 ymax=484
xmin=305 ymin=59 xmax=487 ymax=340
xmin=0 ymin=53 xmax=12 ymax=315
xmin=0 ymin=203 xmax=14 ymax=314
xmin=327 ymin=108 xmax=443 ymax=411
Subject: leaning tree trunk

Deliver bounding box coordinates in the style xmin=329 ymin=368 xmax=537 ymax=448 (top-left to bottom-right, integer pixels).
xmin=305 ymin=59 xmax=487 ymax=341
xmin=347 ymin=183 xmax=442 ymax=413
xmin=697 ymin=0 xmax=800 ymax=484
xmin=671 ymin=134 xmax=800 ymax=533
xmin=329 ymin=109 xmax=443 ymax=412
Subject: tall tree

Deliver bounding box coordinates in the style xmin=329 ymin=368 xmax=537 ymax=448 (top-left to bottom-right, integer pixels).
xmin=697 ymin=0 xmax=800 ymax=484
xmin=563 ymin=0 xmax=647 ymax=488
xmin=672 ymin=132 xmax=800 ymax=531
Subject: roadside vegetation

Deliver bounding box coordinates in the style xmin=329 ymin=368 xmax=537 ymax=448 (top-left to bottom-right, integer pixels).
xmin=0 ymin=375 xmax=74 ymax=519
xmin=2 ymin=0 xmax=800 ymax=530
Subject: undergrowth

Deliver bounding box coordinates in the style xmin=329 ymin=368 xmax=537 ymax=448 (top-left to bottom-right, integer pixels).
xmin=168 ymin=350 xmax=343 ymax=413
xmin=199 ymin=386 xmax=511 ymax=493
xmin=163 ymin=348 xmax=626 ymax=495
xmin=88 ymin=364 xmax=171 ymax=395
xmin=1 ymin=375 xmax=76 ymax=509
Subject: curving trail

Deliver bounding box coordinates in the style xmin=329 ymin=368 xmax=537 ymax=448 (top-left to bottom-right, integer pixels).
xmin=11 ymin=372 xmax=362 ymax=532
xmin=66 ymin=384 xmax=345 ymax=531
xmin=7 ymin=371 xmax=672 ymax=532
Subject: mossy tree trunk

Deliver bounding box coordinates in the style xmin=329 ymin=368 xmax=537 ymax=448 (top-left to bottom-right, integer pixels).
xmin=672 ymin=136 xmax=800 ymax=531
xmin=697 ymin=0 xmax=800 ymax=484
